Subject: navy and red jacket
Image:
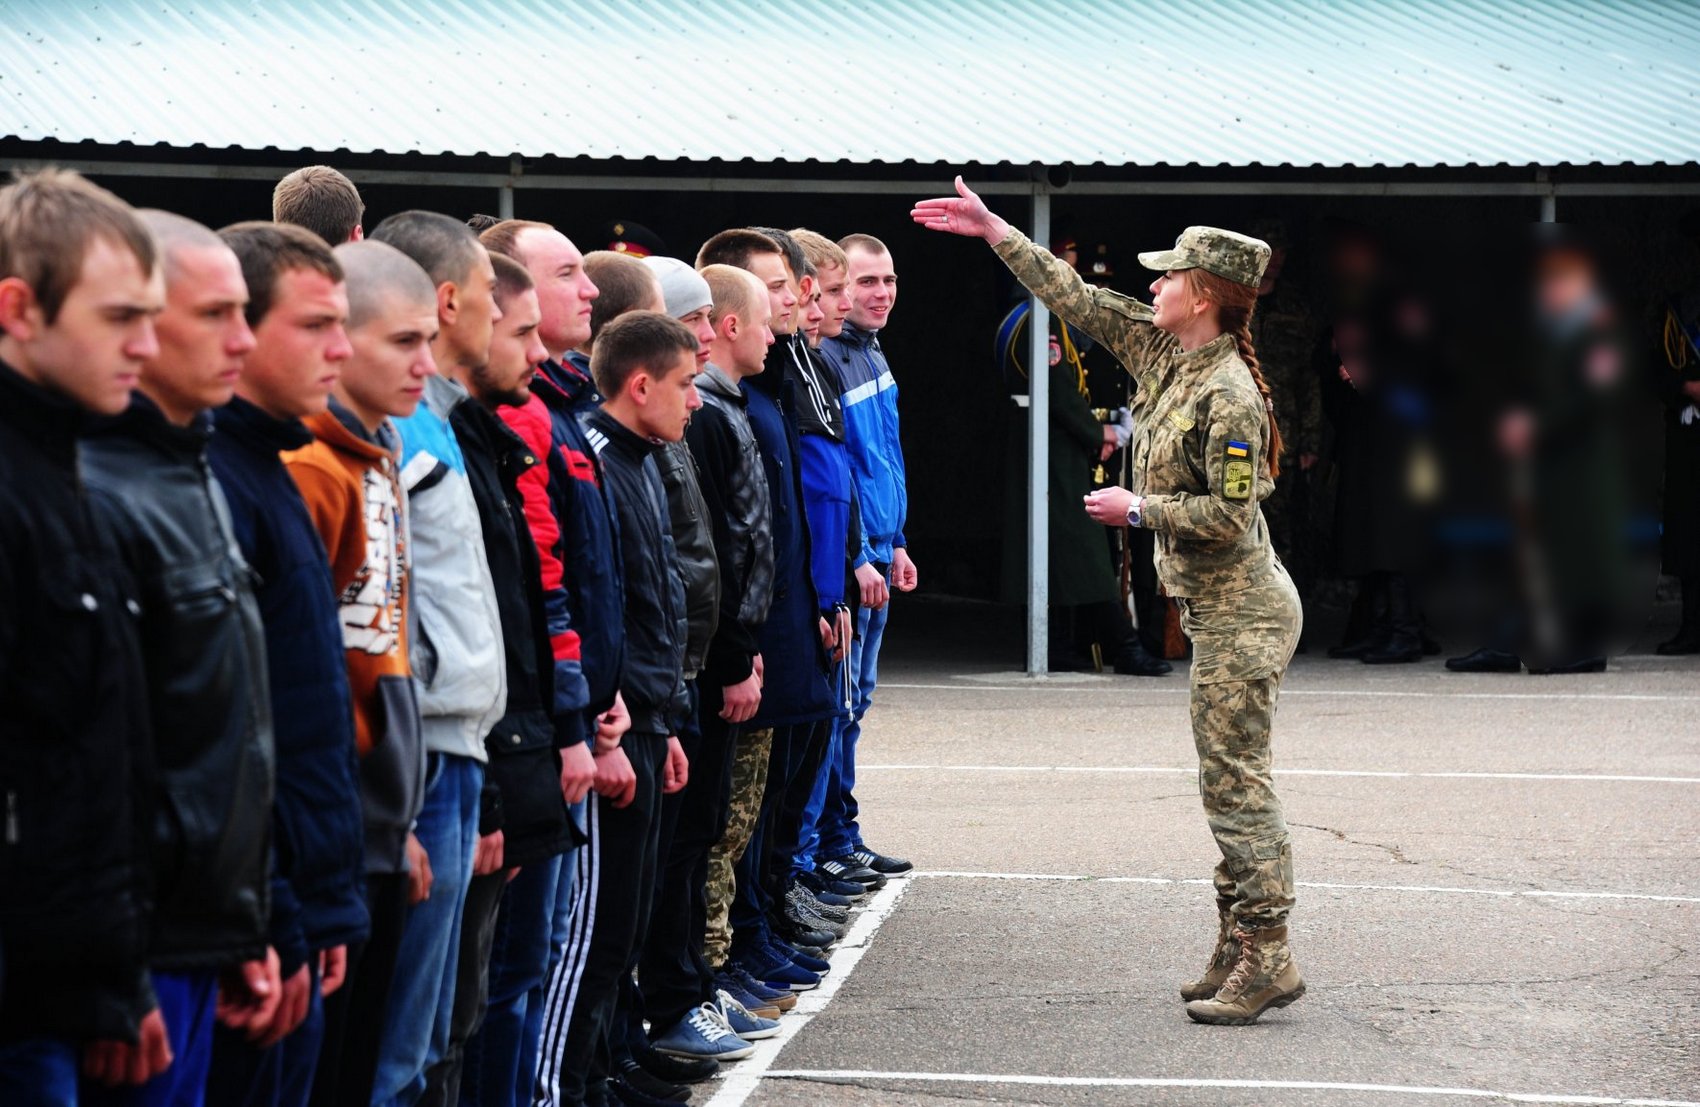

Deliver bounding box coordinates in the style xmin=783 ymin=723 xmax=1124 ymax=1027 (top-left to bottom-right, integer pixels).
xmin=499 ymin=358 xmax=625 ymax=747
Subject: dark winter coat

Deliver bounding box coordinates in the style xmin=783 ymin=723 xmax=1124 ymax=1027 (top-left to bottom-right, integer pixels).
xmin=582 ymin=409 xmax=689 ymax=736
xmin=209 ymin=398 xmax=368 ymax=969
xmin=0 ymin=359 xmax=154 ymax=1044
xmin=656 ymin=439 xmax=719 ymax=679
xmin=743 ymin=348 xmax=836 ymax=727
xmin=83 ymin=396 xmax=273 ymax=973
xmin=686 ymin=365 xmax=774 ymax=688
xmin=451 ymin=396 xmax=576 ymax=865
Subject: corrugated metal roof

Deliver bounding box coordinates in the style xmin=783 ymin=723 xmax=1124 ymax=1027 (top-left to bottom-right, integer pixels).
xmin=2 ymin=0 xmax=1696 ymax=168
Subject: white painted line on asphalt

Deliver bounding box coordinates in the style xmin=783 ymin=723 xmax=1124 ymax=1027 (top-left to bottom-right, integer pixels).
xmin=860 ymin=763 xmax=1700 ymax=784
xmin=883 ymin=681 xmax=1700 ymax=703
xmin=915 ymin=870 xmax=1700 ymax=905
xmin=761 ymin=1069 xmax=1700 ymax=1105
xmin=703 ymin=874 xmax=915 ymax=1107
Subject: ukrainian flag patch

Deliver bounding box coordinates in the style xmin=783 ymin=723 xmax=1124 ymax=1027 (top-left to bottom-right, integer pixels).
xmin=1226 ymin=440 xmax=1250 ymax=458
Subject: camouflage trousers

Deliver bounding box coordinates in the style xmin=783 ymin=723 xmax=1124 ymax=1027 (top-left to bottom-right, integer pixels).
xmin=1180 ymin=562 xmax=1303 ymax=928
xmin=703 ymin=727 xmax=772 ymax=968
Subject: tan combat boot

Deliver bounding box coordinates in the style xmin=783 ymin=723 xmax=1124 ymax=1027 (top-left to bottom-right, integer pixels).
xmin=1184 ymin=925 xmax=1305 ymax=1025
xmin=1179 ymin=902 xmax=1240 ymax=1001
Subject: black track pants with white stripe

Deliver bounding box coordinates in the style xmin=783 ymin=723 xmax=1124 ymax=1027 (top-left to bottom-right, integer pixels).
xmin=531 ymin=733 xmax=666 ymax=1107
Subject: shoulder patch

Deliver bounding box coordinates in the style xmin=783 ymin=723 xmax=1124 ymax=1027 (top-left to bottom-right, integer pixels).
xmin=1223 ymin=442 xmax=1254 ymax=500
xmin=1226 ymin=440 xmax=1250 ymax=457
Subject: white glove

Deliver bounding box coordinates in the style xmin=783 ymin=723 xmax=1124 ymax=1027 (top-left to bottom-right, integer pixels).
xmin=1111 ymin=407 xmax=1134 ymax=449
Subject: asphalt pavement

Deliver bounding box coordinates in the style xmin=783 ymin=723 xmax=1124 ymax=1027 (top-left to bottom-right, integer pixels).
xmin=705 ymin=600 xmax=1699 ymax=1107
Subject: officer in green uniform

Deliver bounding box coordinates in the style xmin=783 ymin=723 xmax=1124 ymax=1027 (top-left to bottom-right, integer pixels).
xmin=914 ymin=178 xmax=1305 ymax=1025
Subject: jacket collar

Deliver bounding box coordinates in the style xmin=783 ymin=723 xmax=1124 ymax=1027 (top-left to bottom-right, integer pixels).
xmin=87 ymin=391 xmax=212 ymax=462
xmin=212 ymin=396 xmax=314 ymax=454
xmin=304 ymin=399 xmax=398 ymax=463
xmin=451 ymin=395 xmax=536 ymax=475
xmin=584 ymin=406 xmax=660 ymax=460
xmin=0 ymin=355 xmax=91 ymax=466
xmin=535 ymin=357 xmax=596 ymax=410
xmin=838 ymin=321 xmax=881 ymax=350
xmin=697 ymin=364 xmax=747 ymax=404
xmin=1172 ymin=332 xmax=1238 ymax=376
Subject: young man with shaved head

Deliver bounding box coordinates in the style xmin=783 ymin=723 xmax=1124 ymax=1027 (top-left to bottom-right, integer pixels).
xmin=366 ymin=210 xmax=507 ymax=1106
xmin=204 ymin=220 xmax=365 ymax=1107
xmin=79 ymin=209 xmax=274 ymax=1107
xmin=816 ymin=233 xmax=916 ymax=886
xmin=0 ymin=168 xmax=164 ymax=1102
xmin=285 ymin=238 xmax=438 ymax=1107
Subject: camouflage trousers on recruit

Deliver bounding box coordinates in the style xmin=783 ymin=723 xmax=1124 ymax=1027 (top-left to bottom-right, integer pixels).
xmin=1180 ymin=562 xmax=1303 ymax=929
xmin=703 ymin=727 xmax=772 ymax=968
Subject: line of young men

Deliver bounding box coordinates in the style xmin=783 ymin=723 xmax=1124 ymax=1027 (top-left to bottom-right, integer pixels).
xmin=0 ymin=163 xmax=915 ymax=1107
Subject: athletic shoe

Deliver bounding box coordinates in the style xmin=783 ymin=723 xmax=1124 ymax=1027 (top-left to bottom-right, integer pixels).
xmin=713 ymin=972 xmax=782 ymax=1019
xmin=787 ymin=884 xmax=849 ymax=923
xmin=722 ymin=966 xmax=797 ymax=1011
xmin=650 ymin=1004 xmax=757 ymax=1061
xmin=735 ymin=948 xmax=820 ymax=992
xmin=850 ymin=846 xmax=913 ymax=875
xmin=782 ymin=892 xmax=847 ymax=937
xmin=631 ymin=1038 xmax=720 ymax=1084
xmin=819 ymin=856 xmax=885 ymax=889
xmin=714 ymin=990 xmax=782 ymax=1041
xmin=615 ymin=1061 xmax=691 ymax=1103
xmin=606 ymin=1074 xmax=688 ymax=1107
xmin=799 ymin=868 xmax=868 ymax=902
xmin=768 ymin=936 xmax=830 ymax=975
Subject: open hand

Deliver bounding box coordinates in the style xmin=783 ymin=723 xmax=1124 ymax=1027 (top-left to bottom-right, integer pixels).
xmin=911 ymin=176 xmax=1010 ymax=244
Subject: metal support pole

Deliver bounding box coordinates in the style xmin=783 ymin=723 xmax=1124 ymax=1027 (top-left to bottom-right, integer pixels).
xmin=1537 ymin=168 xmax=1556 ymax=222
xmin=499 ymin=155 xmax=520 ymax=219
xmin=1026 ymin=185 xmax=1052 ymax=676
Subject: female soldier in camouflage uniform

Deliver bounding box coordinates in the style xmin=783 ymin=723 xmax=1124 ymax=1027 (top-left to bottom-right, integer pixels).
xmin=913 ymin=178 xmax=1304 ymax=1025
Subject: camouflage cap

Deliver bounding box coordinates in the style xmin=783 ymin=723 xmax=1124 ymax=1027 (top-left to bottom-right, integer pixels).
xmin=1137 ymin=226 xmax=1271 ymax=288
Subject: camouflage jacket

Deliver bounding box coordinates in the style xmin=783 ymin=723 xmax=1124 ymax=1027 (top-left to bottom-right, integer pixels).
xmin=994 ymin=230 xmax=1276 ymax=598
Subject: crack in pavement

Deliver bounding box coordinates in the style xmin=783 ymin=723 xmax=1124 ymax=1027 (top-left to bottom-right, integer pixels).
xmin=1291 ymin=821 xmax=1420 ymax=865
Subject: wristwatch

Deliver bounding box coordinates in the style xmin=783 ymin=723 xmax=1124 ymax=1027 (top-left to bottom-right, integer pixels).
xmin=1125 ymin=496 xmax=1146 ymax=528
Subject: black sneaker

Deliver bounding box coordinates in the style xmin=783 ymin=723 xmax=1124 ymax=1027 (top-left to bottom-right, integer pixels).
xmin=632 ymin=1038 xmax=718 ymax=1084
xmin=819 ymin=856 xmax=885 ymax=889
xmin=799 ymin=868 xmax=868 ymax=902
xmin=607 ymin=1074 xmax=691 ymax=1107
xmin=774 ymin=917 xmax=838 ymax=949
xmin=1445 ymin=647 xmax=1521 ymax=673
xmin=617 ymin=1061 xmax=691 ymax=1103
xmin=850 ymin=847 xmax=913 ymax=876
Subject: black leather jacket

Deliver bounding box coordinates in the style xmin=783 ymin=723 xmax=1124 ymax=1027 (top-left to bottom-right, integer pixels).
xmin=656 ymin=440 xmax=719 ymax=679
xmin=0 ymin=361 xmax=154 ymax=1043
xmin=83 ymin=395 xmax=274 ymax=972
xmin=582 ymin=408 xmax=689 ymax=736
xmin=685 ymin=366 xmax=775 ymax=688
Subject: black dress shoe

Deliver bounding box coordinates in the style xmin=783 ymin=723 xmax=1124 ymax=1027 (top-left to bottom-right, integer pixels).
xmin=1361 ymin=638 xmax=1422 ymax=664
xmin=633 ymin=1040 xmax=718 ymax=1084
xmin=1445 ymin=648 xmax=1522 ymax=673
xmin=1328 ymin=633 xmax=1386 ymax=660
xmin=1526 ymin=656 xmax=1607 ymax=675
xmin=1111 ymin=643 xmax=1173 ymax=677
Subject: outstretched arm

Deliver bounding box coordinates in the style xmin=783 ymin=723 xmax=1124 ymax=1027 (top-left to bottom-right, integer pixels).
xmin=913 ymin=177 xmax=1169 ymax=383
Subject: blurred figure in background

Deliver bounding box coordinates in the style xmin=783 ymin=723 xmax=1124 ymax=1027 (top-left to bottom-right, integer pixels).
xmin=1655 ymin=211 xmax=1700 ymax=655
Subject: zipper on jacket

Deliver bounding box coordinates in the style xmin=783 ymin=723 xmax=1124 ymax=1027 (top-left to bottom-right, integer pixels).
xmin=5 ymin=790 xmax=18 ymax=845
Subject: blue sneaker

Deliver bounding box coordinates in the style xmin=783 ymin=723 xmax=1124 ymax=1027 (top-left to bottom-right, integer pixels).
xmin=767 ymin=936 xmax=830 ymax=976
xmin=650 ymin=1004 xmax=756 ymax=1061
xmin=722 ymin=966 xmax=796 ymax=1011
xmin=736 ymin=948 xmax=820 ymax=993
xmin=713 ymin=973 xmax=781 ymax=1019
xmin=714 ymin=991 xmax=781 ymax=1041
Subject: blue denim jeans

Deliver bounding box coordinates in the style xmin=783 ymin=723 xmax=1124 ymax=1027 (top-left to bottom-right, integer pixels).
xmin=206 ymin=958 xmax=324 ymax=1107
xmin=0 ymin=1036 xmax=79 ymax=1107
xmin=372 ymin=753 xmax=482 ymax=1107
xmin=819 ymin=597 xmax=888 ymax=859
xmin=461 ymin=852 xmax=562 ymax=1107
xmin=82 ymin=969 xmax=218 ymax=1107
